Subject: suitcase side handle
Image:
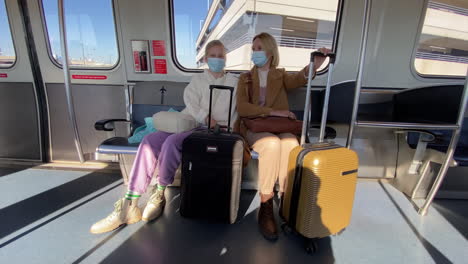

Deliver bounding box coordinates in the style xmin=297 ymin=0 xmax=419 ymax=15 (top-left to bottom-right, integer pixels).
xmin=208 ymin=85 xmax=234 ymax=133
xmin=301 ymin=52 xmax=336 ymax=145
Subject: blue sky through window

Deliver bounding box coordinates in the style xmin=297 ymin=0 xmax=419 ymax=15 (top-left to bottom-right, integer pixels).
xmin=39 ymin=0 xmax=210 ymax=69
xmin=174 ymin=0 xmax=210 ymax=68
xmin=2 ymin=0 xmax=220 ymax=69
xmin=42 ymin=0 xmax=118 ymax=67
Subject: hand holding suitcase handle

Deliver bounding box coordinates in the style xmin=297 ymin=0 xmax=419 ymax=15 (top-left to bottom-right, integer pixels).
xmin=301 ymin=51 xmax=336 ymax=145
xmin=208 ymin=85 xmax=234 ymax=133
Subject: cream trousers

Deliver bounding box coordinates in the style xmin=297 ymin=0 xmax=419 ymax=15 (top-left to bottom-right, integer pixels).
xmin=246 ymin=131 xmax=299 ymax=194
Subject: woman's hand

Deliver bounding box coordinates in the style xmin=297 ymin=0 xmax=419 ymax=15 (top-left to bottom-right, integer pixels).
xmin=305 ymin=47 xmax=333 ymax=75
xmin=270 ymin=110 xmax=296 ymax=119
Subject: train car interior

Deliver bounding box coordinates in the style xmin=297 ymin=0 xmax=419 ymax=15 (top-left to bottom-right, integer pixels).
xmin=0 ymin=0 xmax=467 ymax=263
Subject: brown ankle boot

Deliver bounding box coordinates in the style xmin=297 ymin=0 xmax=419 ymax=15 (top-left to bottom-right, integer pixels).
xmin=258 ymin=198 xmax=278 ymax=241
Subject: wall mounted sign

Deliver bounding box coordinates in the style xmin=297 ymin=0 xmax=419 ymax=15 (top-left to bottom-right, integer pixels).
xmin=154 ymin=59 xmax=167 ymax=74
xmin=152 ymin=40 xmax=166 ymax=56
xmin=72 ymin=75 xmax=107 ymax=80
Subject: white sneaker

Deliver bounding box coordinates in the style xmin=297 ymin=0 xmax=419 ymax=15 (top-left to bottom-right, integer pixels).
xmin=90 ymin=198 xmax=141 ymax=234
xmin=142 ymin=187 xmax=166 ymax=221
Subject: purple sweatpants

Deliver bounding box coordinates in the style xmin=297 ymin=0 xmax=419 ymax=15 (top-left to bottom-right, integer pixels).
xmin=128 ymin=130 xmax=193 ymax=194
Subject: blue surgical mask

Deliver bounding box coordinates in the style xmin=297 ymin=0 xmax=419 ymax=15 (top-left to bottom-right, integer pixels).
xmin=207 ymin=58 xmax=225 ymax=73
xmin=251 ymin=51 xmax=269 ymax=67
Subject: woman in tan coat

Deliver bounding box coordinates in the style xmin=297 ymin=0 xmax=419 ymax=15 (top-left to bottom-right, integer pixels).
xmin=236 ymin=32 xmax=329 ymax=241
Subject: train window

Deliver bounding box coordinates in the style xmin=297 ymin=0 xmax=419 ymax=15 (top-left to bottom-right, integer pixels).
xmin=0 ymin=0 xmax=16 ymax=68
xmin=172 ymin=0 xmax=341 ymax=71
xmin=414 ymin=0 xmax=468 ymax=77
xmin=41 ymin=0 xmax=119 ymax=69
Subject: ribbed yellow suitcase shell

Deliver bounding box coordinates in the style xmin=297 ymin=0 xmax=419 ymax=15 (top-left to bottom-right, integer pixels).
xmin=281 ymin=143 xmax=358 ymax=238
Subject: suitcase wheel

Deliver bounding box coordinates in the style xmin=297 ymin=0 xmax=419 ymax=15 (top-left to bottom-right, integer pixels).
xmin=280 ymin=222 xmax=292 ymax=234
xmin=304 ymin=238 xmax=318 ymax=254
xmin=337 ymin=228 xmax=346 ymax=235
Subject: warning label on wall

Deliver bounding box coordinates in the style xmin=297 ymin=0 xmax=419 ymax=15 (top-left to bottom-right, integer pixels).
xmin=152 ymin=40 xmax=166 ymax=56
xmin=72 ymin=75 xmax=107 ymax=80
xmin=154 ymin=59 xmax=167 ymax=74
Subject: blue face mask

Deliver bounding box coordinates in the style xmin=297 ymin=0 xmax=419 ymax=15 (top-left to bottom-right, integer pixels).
xmin=251 ymin=51 xmax=269 ymax=67
xmin=207 ymin=58 xmax=225 ymax=73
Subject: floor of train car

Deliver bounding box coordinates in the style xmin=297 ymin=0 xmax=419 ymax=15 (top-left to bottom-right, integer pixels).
xmin=0 ymin=166 xmax=467 ymax=264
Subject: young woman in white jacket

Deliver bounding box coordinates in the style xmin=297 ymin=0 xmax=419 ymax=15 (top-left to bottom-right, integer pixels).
xmin=90 ymin=40 xmax=238 ymax=234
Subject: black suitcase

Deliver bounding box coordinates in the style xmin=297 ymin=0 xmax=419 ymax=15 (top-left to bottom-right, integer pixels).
xmin=180 ymin=85 xmax=244 ymax=224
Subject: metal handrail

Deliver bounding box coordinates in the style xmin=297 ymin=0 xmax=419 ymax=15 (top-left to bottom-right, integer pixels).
xmin=222 ymin=35 xmax=468 ymax=66
xmin=356 ymin=121 xmax=460 ymax=130
xmin=429 ymin=1 xmax=468 ymax=17
xmin=223 ymin=32 xmax=333 ymax=53
xmin=416 ymin=52 xmax=468 ymax=64
xmin=355 ymin=73 xmax=468 ymax=215
xmin=58 ymin=0 xmax=84 ymax=163
xmin=346 ymin=0 xmax=372 ymax=148
xmin=342 ymin=0 xmax=468 ymax=215
xmin=418 ymin=69 xmax=468 ymax=215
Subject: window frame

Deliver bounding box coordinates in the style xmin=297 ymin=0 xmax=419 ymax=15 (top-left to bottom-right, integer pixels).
xmin=168 ymin=0 xmax=344 ymax=74
xmin=410 ymin=0 xmax=467 ymax=80
xmin=0 ymin=0 xmax=18 ymax=69
xmin=38 ymin=0 xmax=121 ymax=70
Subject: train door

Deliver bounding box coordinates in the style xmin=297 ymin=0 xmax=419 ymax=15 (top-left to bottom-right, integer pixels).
xmin=0 ymin=0 xmax=45 ymax=162
xmin=10 ymin=0 xmax=128 ymax=163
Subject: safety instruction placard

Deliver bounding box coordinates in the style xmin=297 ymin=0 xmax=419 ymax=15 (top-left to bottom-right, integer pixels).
xmin=154 ymin=59 xmax=167 ymax=74
xmin=152 ymin=40 xmax=166 ymax=56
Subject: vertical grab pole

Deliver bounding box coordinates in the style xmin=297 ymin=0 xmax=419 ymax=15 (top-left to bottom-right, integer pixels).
xmin=418 ymin=70 xmax=468 ymax=215
xmin=58 ymin=0 xmax=85 ymax=163
xmin=346 ymin=0 xmax=372 ymax=149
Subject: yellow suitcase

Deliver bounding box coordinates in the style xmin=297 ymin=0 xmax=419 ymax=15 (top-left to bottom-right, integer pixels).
xmin=280 ymin=52 xmax=359 ymax=253
xmin=280 ymin=143 xmax=358 ymax=236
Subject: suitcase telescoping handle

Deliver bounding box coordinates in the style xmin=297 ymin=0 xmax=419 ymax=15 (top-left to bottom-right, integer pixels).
xmin=300 ymin=51 xmax=336 ymax=145
xmin=208 ymin=85 xmax=234 ymax=133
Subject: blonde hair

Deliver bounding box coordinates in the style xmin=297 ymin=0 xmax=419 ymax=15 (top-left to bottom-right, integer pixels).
xmin=204 ymin=40 xmax=226 ymax=58
xmin=253 ymin=32 xmax=279 ymax=67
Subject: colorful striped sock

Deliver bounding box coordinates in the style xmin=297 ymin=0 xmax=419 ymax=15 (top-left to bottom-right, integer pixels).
xmin=125 ymin=190 xmax=141 ymax=201
xmin=157 ymin=185 xmax=166 ymax=191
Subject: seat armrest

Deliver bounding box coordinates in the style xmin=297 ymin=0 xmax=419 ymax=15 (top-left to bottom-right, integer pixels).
xmin=95 ymin=119 xmax=130 ymax=131
xmin=395 ymin=129 xmax=437 ymax=143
